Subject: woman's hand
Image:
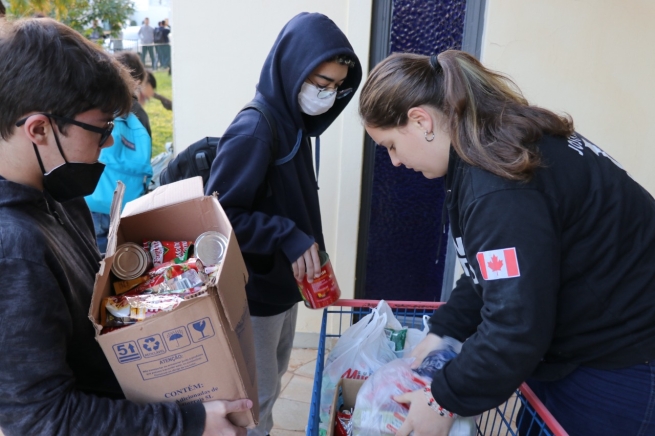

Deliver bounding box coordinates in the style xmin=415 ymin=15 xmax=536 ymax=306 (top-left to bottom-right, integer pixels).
xmin=409 ymin=333 xmax=444 ymax=369
xmin=292 ymin=242 xmax=321 ymax=282
xmin=202 ymin=399 xmax=252 ymax=436
xmin=394 ymin=390 xmax=454 ymax=436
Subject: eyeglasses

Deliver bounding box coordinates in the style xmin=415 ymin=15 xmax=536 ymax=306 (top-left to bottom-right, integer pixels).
xmin=308 ymin=80 xmax=353 ymax=100
xmin=16 ymin=113 xmax=114 ymax=148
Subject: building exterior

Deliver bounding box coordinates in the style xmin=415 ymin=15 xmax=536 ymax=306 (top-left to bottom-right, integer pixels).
xmin=171 ymin=0 xmax=655 ymax=338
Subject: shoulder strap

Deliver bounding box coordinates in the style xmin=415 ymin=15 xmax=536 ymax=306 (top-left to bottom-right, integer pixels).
xmin=240 ymin=101 xmax=279 ymax=162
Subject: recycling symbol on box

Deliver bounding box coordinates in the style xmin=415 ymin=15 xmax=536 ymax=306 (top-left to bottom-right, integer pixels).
xmin=137 ymin=334 xmax=166 ymax=357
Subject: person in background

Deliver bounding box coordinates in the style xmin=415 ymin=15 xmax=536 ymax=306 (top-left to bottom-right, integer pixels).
xmin=138 ymin=17 xmax=155 ymax=69
xmin=114 ymin=51 xmax=151 ymax=137
xmin=139 ymin=70 xmax=157 ymax=106
xmin=154 ymin=20 xmax=171 ymax=70
xmin=0 ymin=1 xmax=5 ymax=17
xmin=89 ymin=19 xmax=104 ymax=43
xmin=0 ymin=17 xmax=251 ymax=436
xmin=86 ymin=51 xmax=152 ymax=254
xmin=358 ymin=50 xmax=655 ymax=436
xmin=141 ymin=71 xmax=173 ymax=111
xmin=205 ymin=12 xmax=362 ymax=436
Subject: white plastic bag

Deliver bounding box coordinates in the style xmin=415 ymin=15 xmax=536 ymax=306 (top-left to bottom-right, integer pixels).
xmin=353 ymin=346 xmax=477 ymax=436
xmin=318 ymin=304 xmax=397 ymax=434
xmin=403 ymin=314 xmax=431 ymax=356
xmin=353 ymin=358 xmax=429 ymax=435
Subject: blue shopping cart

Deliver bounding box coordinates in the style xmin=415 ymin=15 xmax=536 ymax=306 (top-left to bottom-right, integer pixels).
xmin=306 ymin=300 xmax=568 ymax=436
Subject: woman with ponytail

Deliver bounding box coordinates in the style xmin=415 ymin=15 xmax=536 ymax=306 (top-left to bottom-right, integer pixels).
xmin=360 ymin=50 xmax=655 ymax=436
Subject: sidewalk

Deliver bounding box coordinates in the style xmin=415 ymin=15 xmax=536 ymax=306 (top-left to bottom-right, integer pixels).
xmin=272 ymin=347 xmax=318 ymax=434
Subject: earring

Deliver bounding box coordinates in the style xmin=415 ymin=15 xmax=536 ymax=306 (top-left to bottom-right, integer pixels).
xmin=424 ymin=131 xmax=435 ymax=142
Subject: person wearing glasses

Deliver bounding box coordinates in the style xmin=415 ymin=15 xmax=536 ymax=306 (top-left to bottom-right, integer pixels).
xmin=0 ymin=17 xmax=251 ymax=436
xmin=204 ymin=12 xmax=361 ymax=436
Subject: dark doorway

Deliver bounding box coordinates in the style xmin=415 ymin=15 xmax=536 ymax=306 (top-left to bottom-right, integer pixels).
xmin=355 ymin=0 xmax=486 ymax=302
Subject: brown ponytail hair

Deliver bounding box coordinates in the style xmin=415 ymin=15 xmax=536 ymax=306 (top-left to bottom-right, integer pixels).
xmin=359 ymin=50 xmax=574 ymax=181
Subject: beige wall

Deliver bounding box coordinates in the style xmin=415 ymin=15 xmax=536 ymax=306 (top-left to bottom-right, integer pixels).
xmin=171 ymin=0 xmax=372 ymax=334
xmin=481 ymin=0 xmax=655 ymax=193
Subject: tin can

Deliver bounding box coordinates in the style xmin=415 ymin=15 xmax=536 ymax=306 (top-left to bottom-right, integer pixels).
xmin=194 ymin=231 xmax=229 ymax=266
xmin=111 ymin=242 xmax=153 ymax=280
xmin=297 ymin=251 xmax=341 ymax=309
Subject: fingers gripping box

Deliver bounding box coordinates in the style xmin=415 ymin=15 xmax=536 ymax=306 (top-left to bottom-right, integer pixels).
xmin=88 ymin=177 xmax=258 ymax=427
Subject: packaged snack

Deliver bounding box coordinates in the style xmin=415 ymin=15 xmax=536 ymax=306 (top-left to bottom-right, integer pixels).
xmin=384 ymin=327 xmax=407 ymax=352
xmin=352 ymin=359 xmax=427 ymax=435
xmin=143 ymin=240 xmax=194 ymax=267
xmin=413 ymin=336 xmax=462 ymax=379
xmin=113 ymin=275 xmax=149 ymax=295
xmin=335 ymin=409 xmax=354 ymax=436
xmin=101 ymin=294 xmax=186 ymax=327
xmin=126 ymin=258 xmax=204 ymax=297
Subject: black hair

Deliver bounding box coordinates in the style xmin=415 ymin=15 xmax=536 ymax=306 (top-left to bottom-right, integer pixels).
xmin=0 ymin=18 xmax=134 ymax=140
xmin=330 ymin=54 xmax=356 ymax=69
xmin=114 ymin=51 xmax=146 ymax=83
xmin=146 ymin=70 xmax=157 ymax=89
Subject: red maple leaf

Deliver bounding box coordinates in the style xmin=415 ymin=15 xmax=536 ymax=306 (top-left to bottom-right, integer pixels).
xmin=488 ymin=255 xmax=504 ymax=272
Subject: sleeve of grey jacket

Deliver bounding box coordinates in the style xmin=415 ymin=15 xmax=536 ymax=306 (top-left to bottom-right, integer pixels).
xmin=0 ymin=259 xmax=205 ymax=436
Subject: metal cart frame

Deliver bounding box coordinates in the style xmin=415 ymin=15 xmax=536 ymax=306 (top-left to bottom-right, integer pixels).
xmin=306 ymin=300 xmax=568 ymax=436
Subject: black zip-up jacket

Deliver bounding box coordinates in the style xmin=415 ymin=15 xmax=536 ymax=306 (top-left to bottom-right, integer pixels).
xmin=205 ymin=13 xmax=362 ymax=316
xmin=0 ymin=176 xmax=204 ymax=435
xmin=429 ymin=133 xmax=655 ymax=416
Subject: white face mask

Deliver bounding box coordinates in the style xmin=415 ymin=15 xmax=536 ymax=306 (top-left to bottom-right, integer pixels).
xmin=298 ymin=82 xmax=337 ymax=116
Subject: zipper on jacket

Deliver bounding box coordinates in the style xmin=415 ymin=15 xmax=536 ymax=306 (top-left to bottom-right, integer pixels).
xmin=44 ymin=197 xmax=65 ymax=226
xmin=435 ymin=187 xmax=451 ymax=265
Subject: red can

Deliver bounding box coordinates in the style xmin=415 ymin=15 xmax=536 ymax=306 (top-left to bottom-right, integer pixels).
xmin=297 ymin=251 xmax=341 ymax=309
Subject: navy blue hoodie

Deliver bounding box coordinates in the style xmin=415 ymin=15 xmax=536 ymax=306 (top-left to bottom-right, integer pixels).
xmin=429 ymin=134 xmax=655 ymax=416
xmin=0 ymin=176 xmax=204 ymax=435
xmin=205 ymin=13 xmax=362 ymax=316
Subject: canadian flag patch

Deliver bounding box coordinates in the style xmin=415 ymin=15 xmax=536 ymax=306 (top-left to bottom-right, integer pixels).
xmin=476 ymin=248 xmax=520 ymax=281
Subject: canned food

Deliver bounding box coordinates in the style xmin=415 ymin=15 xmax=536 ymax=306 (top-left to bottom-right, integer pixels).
xmin=143 ymin=240 xmax=194 ymax=267
xmin=111 ymin=242 xmax=153 ymax=280
xmin=194 ymin=231 xmax=228 ymax=266
xmin=297 ymin=251 xmax=341 ymax=309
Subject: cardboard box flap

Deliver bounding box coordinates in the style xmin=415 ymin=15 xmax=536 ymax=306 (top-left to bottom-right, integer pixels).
xmin=216 ymin=231 xmax=250 ymax=331
xmin=121 ymin=176 xmax=204 ymax=218
xmin=105 ymin=181 xmax=125 ymax=258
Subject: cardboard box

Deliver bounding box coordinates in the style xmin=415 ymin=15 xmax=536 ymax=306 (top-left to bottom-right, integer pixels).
xmin=88 ymin=177 xmax=258 ymax=427
xmin=328 ymin=378 xmax=364 ymax=436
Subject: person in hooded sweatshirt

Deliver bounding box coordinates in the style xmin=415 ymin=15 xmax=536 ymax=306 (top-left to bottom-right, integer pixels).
xmin=0 ymin=17 xmax=252 ymax=436
xmin=204 ymin=12 xmax=362 ymax=435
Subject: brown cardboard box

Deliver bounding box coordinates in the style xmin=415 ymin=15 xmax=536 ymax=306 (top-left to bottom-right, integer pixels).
xmin=328 ymin=378 xmax=364 ymax=436
xmin=88 ymin=177 xmax=258 ymax=427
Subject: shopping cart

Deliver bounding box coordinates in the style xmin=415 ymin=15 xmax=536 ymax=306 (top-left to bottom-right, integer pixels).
xmin=306 ymin=300 xmax=568 ymax=436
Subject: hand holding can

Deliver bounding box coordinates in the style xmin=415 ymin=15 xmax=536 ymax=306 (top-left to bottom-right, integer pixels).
xmin=292 ymin=242 xmax=321 ymax=283
xmin=296 ymin=250 xmax=341 ymax=309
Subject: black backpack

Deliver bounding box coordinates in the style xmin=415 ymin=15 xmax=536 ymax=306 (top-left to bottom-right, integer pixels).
xmin=159 ymin=101 xmax=279 ymax=187
xmin=153 ymin=27 xmax=163 ymax=44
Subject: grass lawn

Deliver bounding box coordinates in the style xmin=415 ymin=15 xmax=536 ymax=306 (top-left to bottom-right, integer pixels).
xmin=145 ymin=70 xmax=173 ymax=157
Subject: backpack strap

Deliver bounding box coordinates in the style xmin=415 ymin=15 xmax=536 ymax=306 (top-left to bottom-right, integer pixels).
xmin=240 ymin=101 xmax=279 ymax=164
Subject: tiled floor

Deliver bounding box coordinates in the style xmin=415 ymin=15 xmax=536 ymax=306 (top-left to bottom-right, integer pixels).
xmin=271 ymin=347 xmax=319 ymax=435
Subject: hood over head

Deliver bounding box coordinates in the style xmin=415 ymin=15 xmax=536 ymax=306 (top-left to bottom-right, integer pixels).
xmin=256 ymin=12 xmax=362 ymax=137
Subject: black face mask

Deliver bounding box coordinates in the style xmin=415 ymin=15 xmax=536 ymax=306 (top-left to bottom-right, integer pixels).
xmin=32 ymin=122 xmax=105 ymax=203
